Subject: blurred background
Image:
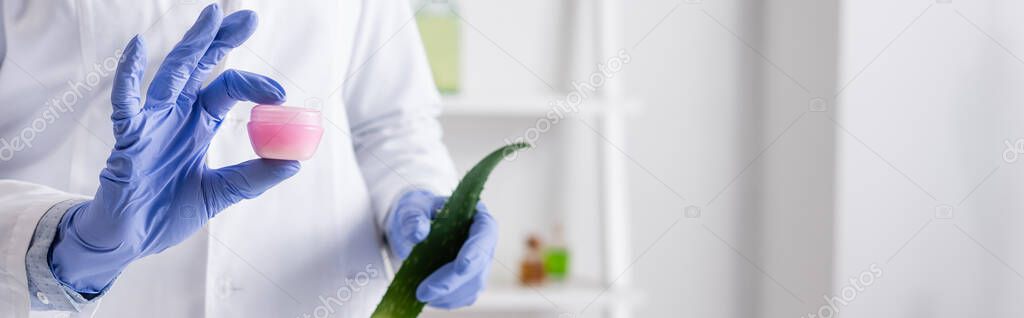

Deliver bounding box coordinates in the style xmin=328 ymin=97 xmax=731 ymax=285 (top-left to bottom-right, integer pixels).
xmin=416 ymin=0 xmax=1024 ymax=317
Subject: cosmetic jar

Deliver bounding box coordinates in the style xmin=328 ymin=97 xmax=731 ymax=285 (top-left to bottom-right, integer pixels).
xmin=247 ymin=105 xmax=324 ymax=161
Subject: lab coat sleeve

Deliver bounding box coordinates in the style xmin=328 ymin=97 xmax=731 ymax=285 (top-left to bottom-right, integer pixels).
xmin=343 ymin=0 xmax=458 ymax=229
xmin=0 ymin=180 xmax=98 ymax=317
xmin=26 ymin=199 xmax=105 ymax=312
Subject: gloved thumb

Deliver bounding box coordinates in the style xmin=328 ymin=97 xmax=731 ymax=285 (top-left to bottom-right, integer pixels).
xmin=390 ymin=192 xmax=447 ymax=258
xmin=205 ymin=159 xmax=300 ymax=214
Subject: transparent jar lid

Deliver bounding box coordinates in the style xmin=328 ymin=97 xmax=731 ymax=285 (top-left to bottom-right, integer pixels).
xmin=249 ymin=105 xmax=321 ymax=126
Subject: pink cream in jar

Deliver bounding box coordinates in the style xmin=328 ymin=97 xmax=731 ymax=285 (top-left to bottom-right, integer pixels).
xmin=247 ymin=105 xmax=324 ymax=161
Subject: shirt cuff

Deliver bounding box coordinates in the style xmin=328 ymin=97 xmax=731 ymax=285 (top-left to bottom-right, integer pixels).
xmin=24 ymin=199 xmax=99 ymax=311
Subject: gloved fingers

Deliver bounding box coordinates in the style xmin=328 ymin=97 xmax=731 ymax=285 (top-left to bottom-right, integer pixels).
xmin=402 ymin=195 xmax=446 ymax=241
xmin=419 ymin=206 xmax=499 ymax=294
xmin=417 ymin=258 xmax=490 ymax=304
xmin=434 ymin=207 xmax=497 ymax=287
xmin=430 ymin=195 xmax=448 ymax=218
xmin=395 ymin=209 xmax=428 ymax=249
xmin=111 ymin=35 xmax=147 ymax=121
xmin=464 ymin=207 xmax=499 ymax=259
xmin=179 ymin=10 xmax=258 ymax=105
xmin=424 ymin=273 xmax=486 ymax=309
xmin=198 ymin=69 xmax=286 ymax=121
xmin=389 ymin=191 xmax=438 ymax=258
xmin=145 ymin=4 xmax=222 ymax=107
xmin=110 ymin=35 xmax=147 ymax=150
xmin=205 ymin=159 xmax=300 ymax=214
xmin=416 ymin=209 xmax=496 ymax=303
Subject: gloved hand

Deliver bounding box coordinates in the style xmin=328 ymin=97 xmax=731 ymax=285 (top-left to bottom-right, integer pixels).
xmin=387 ymin=189 xmax=498 ymax=309
xmin=49 ymin=4 xmax=300 ymax=294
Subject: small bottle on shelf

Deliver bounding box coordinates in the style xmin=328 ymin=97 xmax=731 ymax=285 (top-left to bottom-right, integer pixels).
xmin=520 ymin=235 xmax=546 ymax=286
xmin=414 ymin=0 xmax=461 ymax=95
xmin=544 ymin=224 xmax=570 ymax=282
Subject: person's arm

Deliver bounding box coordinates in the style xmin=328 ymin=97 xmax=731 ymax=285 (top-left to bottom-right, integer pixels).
xmin=3 ymin=5 xmax=298 ymax=314
xmin=0 ymin=181 xmax=95 ymax=316
xmin=48 ymin=5 xmax=298 ymax=297
xmin=343 ymin=0 xmax=458 ymax=230
xmin=344 ymin=1 xmax=498 ymax=310
xmin=27 ymin=197 xmax=100 ymax=310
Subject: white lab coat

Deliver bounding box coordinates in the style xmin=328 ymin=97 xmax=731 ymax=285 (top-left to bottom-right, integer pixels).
xmin=0 ymin=1 xmax=457 ymax=317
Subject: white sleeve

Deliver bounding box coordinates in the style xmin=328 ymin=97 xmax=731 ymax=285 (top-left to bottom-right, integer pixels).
xmin=0 ymin=180 xmax=92 ymax=317
xmin=0 ymin=6 xmax=98 ymax=318
xmin=343 ymin=0 xmax=458 ymax=229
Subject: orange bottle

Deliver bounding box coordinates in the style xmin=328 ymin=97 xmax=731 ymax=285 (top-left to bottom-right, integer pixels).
xmin=520 ymin=235 xmax=546 ymax=286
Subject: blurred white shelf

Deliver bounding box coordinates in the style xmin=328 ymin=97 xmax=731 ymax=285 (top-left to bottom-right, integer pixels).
xmin=423 ymin=283 xmax=639 ymax=313
xmin=430 ymin=0 xmax=636 ymax=316
xmin=440 ymin=95 xmax=639 ymax=117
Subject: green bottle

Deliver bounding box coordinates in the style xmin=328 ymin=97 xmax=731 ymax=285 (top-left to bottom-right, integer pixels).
xmin=414 ymin=0 xmax=461 ymax=95
xmin=543 ymin=224 xmax=570 ymax=281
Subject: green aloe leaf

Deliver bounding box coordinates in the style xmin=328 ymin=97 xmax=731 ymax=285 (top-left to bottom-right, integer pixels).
xmin=371 ymin=142 xmax=531 ymax=318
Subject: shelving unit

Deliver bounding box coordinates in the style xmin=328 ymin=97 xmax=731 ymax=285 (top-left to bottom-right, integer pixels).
xmin=440 ymin=96 xmax=640 ymax=117
xmin=432 ymin=0 xmax=637 ymax=317
xmin=423 ymin=283 xmax=636 ymax=313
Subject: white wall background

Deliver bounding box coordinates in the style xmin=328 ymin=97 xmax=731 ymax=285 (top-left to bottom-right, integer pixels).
xmin=835 ymin=0 xmax=1024 ymax=317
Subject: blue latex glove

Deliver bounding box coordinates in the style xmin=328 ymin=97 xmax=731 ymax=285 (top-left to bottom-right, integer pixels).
xmin=387 ymin=189 xmax=499 ymax=309
xmin=49 ymin=5 xmax=300 ymax=294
